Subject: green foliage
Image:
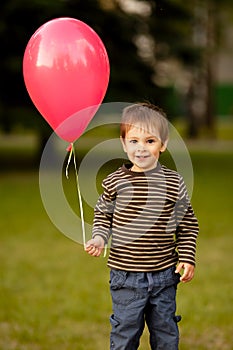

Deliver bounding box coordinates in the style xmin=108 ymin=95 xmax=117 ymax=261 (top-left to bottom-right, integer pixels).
xmin=148 ymin=0 xmax=194 ymax=59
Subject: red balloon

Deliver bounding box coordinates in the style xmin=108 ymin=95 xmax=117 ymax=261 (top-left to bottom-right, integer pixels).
xmin=23 ymin=17 xmax=110 ymax=142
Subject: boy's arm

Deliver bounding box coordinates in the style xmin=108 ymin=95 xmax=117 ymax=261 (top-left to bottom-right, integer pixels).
xmin=176 ymin=201 xmax=199 ymax=267
xmin=175 ymin=177 xmax=199 ymax=279
xmin=86 ymin=180 xmax=115 ymax=257
xmin=91 ymin=179 xmax=116 ymax=244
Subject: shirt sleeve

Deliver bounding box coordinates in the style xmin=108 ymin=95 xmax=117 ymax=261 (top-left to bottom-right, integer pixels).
xmin=92 ymin=179 xmax=116 ymax=244
xmin=175 ymin=176 xmax=199 ymax=266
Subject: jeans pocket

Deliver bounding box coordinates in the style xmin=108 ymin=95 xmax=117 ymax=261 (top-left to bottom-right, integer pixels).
xmin=110 ymin=314 xmax=120 ymax=327
xmin=110 ymin=270 xmax=138 ymax=307
xmin=110 ymin=269 xmax=127 ymax=290
xmin=174 ymin=271 xmax=181 ymax=286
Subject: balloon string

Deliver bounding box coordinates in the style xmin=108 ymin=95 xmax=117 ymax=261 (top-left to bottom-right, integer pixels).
xmin=103 ymin=245 xmax=107 ymax=258
xmin=65 ymin=145 xmax=73 ymax=179
xmin=66 ymin=143 xmax=86 ymax=247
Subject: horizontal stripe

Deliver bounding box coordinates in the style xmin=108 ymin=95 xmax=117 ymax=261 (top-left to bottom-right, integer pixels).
xmin=93 ymin=163 xmax=199 ymax=272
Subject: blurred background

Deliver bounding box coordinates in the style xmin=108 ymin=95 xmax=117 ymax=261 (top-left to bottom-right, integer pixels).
xmin=1 ymin=0 xmax=233 ymax=146
xmin=0 ymin=1 xmax=232 ymax=349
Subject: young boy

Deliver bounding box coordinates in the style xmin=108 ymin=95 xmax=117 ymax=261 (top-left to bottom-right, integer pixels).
xmin=85 ymin=102 xmax=199 ymax=350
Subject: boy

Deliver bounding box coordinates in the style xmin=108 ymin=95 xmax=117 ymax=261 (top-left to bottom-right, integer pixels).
xmin=85 ymin=102 xmax=199 ymax=350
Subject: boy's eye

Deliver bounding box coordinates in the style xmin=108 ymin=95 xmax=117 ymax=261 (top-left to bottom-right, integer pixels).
xmin=147 ymin=139 xmax=156 ymax=144
xmin=129 ymin=139 xmax=138 ymax=144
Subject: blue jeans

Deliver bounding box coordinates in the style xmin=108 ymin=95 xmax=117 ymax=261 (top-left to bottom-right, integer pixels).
xmin=109 ymin=266 xmax=181 ymax=350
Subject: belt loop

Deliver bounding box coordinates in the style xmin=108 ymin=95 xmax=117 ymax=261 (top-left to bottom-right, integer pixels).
xmin=147 ymin=272 xmax=154 ymax=292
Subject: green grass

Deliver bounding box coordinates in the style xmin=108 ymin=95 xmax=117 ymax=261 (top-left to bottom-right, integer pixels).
xmin=0 ymin=148 xmax=233 ymax=349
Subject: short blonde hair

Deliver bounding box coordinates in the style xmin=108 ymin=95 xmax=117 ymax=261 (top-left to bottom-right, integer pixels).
xmin=120 ymin=102 xmax=169 ymax=144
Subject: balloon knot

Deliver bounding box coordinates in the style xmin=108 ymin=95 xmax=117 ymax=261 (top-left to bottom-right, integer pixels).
xmin=66 ymin=143 xmax=73 ymax=152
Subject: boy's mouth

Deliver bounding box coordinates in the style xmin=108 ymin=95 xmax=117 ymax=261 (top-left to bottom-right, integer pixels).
xmin=136 ymin=155 xmax=149 ymax=160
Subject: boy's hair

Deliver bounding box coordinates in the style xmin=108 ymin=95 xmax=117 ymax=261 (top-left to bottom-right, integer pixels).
xmin=120 ymin=102 xmax=169 ymax=144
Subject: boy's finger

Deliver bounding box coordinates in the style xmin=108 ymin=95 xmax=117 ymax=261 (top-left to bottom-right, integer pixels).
xmin=175 ymin=263 xmax=183 ymax=273
xmin=85 ymin=244 xmax=95 ymax=251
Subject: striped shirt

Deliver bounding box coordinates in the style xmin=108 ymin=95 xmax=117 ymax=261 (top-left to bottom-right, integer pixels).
xmin=93 ymin=163 xmax=199 ymax=272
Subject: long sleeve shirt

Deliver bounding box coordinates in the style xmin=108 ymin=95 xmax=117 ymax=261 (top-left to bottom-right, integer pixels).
xmin=92 ymin=163 xmax=199 ymax=272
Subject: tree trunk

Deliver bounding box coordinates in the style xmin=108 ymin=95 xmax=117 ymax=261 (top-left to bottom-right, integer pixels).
xmin=205 ymin=0 xmax=217 ymax=137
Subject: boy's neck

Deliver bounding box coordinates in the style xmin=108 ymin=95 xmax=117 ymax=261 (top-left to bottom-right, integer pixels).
xmin=130 ymin=160 xmax=159 ymax=172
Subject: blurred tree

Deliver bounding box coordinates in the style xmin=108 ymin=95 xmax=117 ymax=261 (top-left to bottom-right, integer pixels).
xmin=0 ymin=0 xmax=66 ymax=133
xmin=140 ymin=0 xmax=233 ymax=137
xmin=0 ymin=0 xmax=233 ymax=141
xmin=0 ymin=0 xmax=158 ymax=138
xmin=190 ymin=0 xmax=233 ymax=137
xmin=123 ymin=0 xmax=208 ymax=137
xmin=180 ymin=0 xmax=233 ymax=137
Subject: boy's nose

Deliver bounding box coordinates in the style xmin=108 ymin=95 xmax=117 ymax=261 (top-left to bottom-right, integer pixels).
xmin=137 ymin=142 xmax=146 ymax=151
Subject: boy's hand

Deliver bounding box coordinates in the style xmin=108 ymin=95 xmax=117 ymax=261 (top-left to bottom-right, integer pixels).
xmin=175 ymin=262 xmax=195 ymax=283
xmin=85 ymin=236 xmax=105 ymax=257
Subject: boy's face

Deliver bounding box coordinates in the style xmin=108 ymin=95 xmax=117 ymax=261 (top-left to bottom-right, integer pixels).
xmin=121 ymin=125 xmax=167 ymax=172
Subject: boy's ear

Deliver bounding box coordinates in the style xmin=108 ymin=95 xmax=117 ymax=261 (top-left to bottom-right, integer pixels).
xmin=120 ymin=136 xmax=127 ymax=152
xmin=160 ymin=139 xmax=168 ymax=153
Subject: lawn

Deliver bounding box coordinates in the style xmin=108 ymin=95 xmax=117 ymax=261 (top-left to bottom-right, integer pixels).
xmin=0 ymin=141 xmax=232 ymax=349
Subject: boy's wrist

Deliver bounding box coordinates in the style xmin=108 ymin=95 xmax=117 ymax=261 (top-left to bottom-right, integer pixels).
xmin=93 ymin=234 xmax=105 ymax=246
